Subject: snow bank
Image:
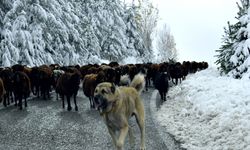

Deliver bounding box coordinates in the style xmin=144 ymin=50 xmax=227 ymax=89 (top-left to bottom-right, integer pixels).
xmin=156 ymin=68 xmax=250 ymax=150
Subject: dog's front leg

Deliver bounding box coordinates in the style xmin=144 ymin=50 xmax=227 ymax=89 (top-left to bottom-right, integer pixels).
xmin=128 ymin=126 xmax=135 ymax=149
xmin=116 ymin=126 xmax=128 ymax=150
xmin=107 ymin=127 xmax=117 ymax=148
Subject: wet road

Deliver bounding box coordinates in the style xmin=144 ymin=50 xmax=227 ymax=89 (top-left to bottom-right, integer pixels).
xmin=0 ymin=87 xmax=182 ymax=150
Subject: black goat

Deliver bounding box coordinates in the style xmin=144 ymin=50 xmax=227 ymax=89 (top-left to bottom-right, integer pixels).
xmin=153 ymin=72 xmax=169 ymax=101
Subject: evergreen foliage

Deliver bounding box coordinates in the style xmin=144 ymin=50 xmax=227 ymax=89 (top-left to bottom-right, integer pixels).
xmin=0 ymin=0 xmax=148 ymax=66
xmin=216 ymin=0 xmax=250 ymax=79
xmin=124 ymin=0 xmax=158 ymax=62
xmin=215 ymin=21 xmax=238 ymax=74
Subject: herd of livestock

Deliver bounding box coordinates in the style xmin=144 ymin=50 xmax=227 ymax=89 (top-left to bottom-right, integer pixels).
xmin=0 ymin=61 xmax=208 ymax=111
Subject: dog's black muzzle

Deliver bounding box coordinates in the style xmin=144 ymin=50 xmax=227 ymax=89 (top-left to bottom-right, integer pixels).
xmin=93 ymin=95 xmax=108 ymax=112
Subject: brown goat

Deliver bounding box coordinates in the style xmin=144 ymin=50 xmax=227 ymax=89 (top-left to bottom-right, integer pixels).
xmin=38 ymin=65 xmax=53 ymax=99
xmin=56 ymin=71 xmax=81 ymax=111
xmin=82 ymin=71 xmax=106 ymax=108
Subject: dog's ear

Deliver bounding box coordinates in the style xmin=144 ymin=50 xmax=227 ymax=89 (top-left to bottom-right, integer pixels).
xmin=110 ymin=83 xmax=116 ymax=93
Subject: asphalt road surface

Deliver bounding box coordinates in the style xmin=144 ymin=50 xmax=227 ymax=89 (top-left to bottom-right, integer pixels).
xmin=0 ymin=87 xmax=183 ymax=150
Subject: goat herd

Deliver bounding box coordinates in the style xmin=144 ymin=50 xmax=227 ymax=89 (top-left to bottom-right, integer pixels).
xmin=0 ymin=61 xmax=208 ymax=111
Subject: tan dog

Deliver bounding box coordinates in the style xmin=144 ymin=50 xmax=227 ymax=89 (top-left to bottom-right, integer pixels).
xmin=94 ymin=73 xmax=145 ymax=150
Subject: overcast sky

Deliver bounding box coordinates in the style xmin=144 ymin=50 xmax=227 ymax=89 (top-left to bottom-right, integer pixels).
xmin=153 ymin=0 xmax=239 ymax=65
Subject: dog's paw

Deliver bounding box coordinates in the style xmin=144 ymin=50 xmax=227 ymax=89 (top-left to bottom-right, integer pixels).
xmin=140 ymin=146 xmax=146 ymax=150
xmin=116 ymin=141 xmax=124 ymax=150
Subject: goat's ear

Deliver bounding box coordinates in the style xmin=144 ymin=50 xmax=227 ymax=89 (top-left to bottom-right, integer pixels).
xmin=110 ymin=83 xmax=116 ymax=93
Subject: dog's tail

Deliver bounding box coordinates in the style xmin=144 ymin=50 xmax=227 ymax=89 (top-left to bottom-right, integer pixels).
xmin=130 ymin=73 xmax=145 ymax=95
xmin=120 ymin=74 xmax=131 ymax=86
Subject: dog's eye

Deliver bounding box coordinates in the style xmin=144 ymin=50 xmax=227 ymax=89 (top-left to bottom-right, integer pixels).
xmin=101 ymin=89 xmax=107 ymax=94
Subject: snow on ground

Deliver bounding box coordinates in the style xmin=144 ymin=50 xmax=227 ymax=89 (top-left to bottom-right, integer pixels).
xmin=155 ymin=67 xmax=250 ymax=150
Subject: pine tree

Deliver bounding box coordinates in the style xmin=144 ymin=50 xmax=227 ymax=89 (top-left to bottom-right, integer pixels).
xmin=215 ymin=21 xmax=238 ymax=74
xmin=124 ymin=3 xmax=145 ymax=59
xmin=0 ymin=0 xmax=25 ymax=66
xmin=216 ymin=0 xmax=250 ymax=79
xmin=0 ymin=1 xmax=15 ymax=66
xmin=91 ymin=0 xmax=130 ymax=62
xmin=229 ymin=0 xmax=250 ymax=79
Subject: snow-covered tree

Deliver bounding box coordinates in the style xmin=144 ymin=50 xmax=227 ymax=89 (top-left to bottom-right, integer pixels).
xmin=216 ymin=0 xmax=250 ymax=79
xmin=124 ymin=3 xmax=145 ymax=58
xmin=0 ymin=0 xmax=147 ymax=66
xmin=0 ymin=0 xmax=23 ymax=66
xmin=155 ymin=24 xmax=177 ymax=62
xmin=215 ymin=21 xmax=238 ymax=74
xmin=133 ymin=0 xmax=159 ymax=62
xmin=89 ymin=0 xmax=132 ymax=62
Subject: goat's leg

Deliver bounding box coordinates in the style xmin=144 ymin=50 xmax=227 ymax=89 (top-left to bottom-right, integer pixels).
xmin=19 ymin=95 xmax=23 ymax=110
xmin=10 ymin=91 xmax=14 ymax=103
xmin=24 ymin=94 xmax=28 ymax=107
xmin=56 ymin=93 xmax=58 ymax=100
xmin=37 ymin=86 xmax=40 ymax=98
xmin=67 ymin=95 xmax=72 ymax=111
xmin=7 ymin=92 xmax=10 ymax=105
xmin=62 ymin=95 xmax=65 ymax=109
xmin=47 ymin=86 xmax=50 ymax=99
xmin=14 ymin=94 xmax=18 ymax=106
xmin=160 ymin=92 xmax=164 ymax=101
xmin=89 ymin=97 xmax=93 ymax=109
xmin=74 ymin=93 xmax=78 ymax=111
xmin=42 ymin=87 xmax=46 ymax=100
xmin=163 ymin=92 xmax=166 ymax=101
xmin=145 ymin=78 xmax=149 ymax=91
xmin=3 ymin=95 xmax=7 ymax=107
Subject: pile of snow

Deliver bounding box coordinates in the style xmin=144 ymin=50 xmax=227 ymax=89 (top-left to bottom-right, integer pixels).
xmin=156 ymin=68 xmax=250 ymax=150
